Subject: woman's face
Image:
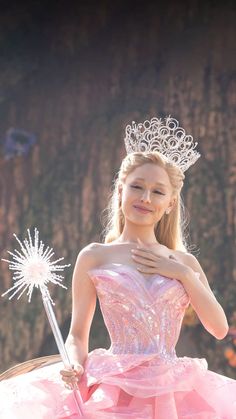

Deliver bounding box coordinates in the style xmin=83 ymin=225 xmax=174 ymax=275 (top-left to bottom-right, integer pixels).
xmin=119 ymin=163 xmax=176 ymax=226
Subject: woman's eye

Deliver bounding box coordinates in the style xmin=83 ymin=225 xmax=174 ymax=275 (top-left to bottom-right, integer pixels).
xmin=131 ymin=185 xmax=164 ymax=195
xmin=154 ymin=190 xmax=164 ymax=195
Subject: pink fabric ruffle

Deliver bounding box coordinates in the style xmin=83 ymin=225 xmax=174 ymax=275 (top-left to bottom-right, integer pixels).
xmin=1 ymin=351 xmax=236 ymax=418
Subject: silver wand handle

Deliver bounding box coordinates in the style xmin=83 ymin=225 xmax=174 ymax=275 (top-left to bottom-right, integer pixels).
xmin=42 ymin=289 xmax=85 ymax=417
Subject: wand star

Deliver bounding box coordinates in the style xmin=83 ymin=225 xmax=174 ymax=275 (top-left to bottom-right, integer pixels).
xmin=1 ymin=228 xmax=70 ymax=304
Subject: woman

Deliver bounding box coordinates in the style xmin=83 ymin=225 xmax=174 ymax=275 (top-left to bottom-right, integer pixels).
xmin=1 ymin=116 xmax=236 ymax=418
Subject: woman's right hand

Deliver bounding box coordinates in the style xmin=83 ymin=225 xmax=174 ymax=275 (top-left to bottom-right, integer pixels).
xmin=60 ymin=364 xmax=84 ymax=390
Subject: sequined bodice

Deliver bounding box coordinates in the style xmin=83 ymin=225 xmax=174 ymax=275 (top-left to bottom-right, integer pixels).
xmin=87 ymin=264 xmax=190 ymax=361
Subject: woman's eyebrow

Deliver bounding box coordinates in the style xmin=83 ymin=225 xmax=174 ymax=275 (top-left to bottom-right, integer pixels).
xmin=132 ymin=177 xmax=167 ymax=187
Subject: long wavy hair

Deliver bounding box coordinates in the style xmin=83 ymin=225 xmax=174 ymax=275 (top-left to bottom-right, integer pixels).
xmin=101 ymin=151 xmax=192 ymax=252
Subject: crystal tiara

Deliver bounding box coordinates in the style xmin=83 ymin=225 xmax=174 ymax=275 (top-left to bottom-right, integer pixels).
xmin=124 ymin=115 xmax=201 ymax=172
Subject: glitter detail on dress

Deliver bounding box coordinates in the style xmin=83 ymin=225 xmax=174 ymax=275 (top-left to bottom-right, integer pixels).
xmin=89 ymin=263 xmax=189 ymax=358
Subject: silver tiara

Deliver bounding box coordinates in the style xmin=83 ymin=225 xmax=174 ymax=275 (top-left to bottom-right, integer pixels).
xmin=124 ymin=115 xmax=201 ymax=172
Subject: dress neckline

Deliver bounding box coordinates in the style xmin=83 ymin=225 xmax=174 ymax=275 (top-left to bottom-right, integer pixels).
xmin=88 ymin=262 xmax=169 ymax=280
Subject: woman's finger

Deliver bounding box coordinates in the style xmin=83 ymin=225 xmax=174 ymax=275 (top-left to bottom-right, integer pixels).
xmin=132 ymin=248 xmax=161 ymax=261
xmin=63 ymin=373 xmax=78 ymax=380
xmin=61 ymin=376 xmax=80 ymax=384
xmin=60 ymin=365 xmax=83 ymax=376
xmin=61 ymin=374 xmax=77 ymax=382
xmin=132 ymin=255 xmax=159 ymax=267
xmin=62 ymin=377 xmax=80 ymax=388
xmin=60 ymin=369 xmax=75 ymax=376
xmin=60 ymin=365 xmax=84 ymax=386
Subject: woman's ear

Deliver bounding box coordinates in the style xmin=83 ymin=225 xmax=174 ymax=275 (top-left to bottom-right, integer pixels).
xmin=166 ymin=197 xmax=177 ymax=214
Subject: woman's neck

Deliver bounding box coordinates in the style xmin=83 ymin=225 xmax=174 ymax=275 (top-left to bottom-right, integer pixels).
xmin=115 ymin=235 xmax=161 ymax=246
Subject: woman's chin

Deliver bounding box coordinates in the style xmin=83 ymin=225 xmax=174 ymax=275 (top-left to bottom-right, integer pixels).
xmin=127 ymin=215 xmax=155 ymax=226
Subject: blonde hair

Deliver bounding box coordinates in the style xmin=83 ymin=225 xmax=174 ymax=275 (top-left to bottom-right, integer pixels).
xmin=101 ymin=152 xmax=191 ymax=252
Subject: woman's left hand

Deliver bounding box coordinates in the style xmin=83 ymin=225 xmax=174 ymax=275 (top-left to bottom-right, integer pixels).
xmin=131 ymin=245 xmax=190 ymax=283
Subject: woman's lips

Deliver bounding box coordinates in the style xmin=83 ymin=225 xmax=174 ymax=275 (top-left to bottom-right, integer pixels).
xmin=133 ymin=205 xmax=153 ymax=214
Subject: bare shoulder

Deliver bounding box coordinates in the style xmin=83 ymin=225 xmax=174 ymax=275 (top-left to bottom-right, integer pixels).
xmin=76 ymin=242 xmax=102 ymax=271
xmin=174 ymin=250 xmax=200 ymax=268
xmin=70 ymin=242 xmax=102 ymax=300
xmin=177 ymin=251 xmax=201 ymax=270
xmin=176 ymin=250 xmax=215 ymax=295
xmin=174 ymin=249 xmax=202 ymax=271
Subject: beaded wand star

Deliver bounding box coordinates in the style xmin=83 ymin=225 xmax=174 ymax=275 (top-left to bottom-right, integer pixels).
xmin=1 ymin=227 xmax=84 ymax=417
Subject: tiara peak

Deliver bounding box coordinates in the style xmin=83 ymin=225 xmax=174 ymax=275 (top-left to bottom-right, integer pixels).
xmin=124 ymin=115 xmax=201 ymax=173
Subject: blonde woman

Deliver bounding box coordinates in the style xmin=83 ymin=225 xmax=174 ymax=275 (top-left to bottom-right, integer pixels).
xmin=1 ymin=117 xmax=236 ymax=418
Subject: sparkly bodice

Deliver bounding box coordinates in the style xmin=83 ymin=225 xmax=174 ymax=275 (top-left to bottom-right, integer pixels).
xmin=87 ymin=263 xmax=190 ymax=361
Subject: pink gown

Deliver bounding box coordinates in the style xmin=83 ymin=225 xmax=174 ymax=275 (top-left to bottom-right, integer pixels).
xmin=0 ymin=263 xmax=236 ymax=418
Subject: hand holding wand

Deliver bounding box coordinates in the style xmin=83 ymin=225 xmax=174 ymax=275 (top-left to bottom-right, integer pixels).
xmin=1 ymin=227 xmax=85 ymax=417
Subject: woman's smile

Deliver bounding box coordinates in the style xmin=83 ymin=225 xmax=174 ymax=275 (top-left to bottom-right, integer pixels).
xmin=133 ymin=205 xmax=153 ymax=214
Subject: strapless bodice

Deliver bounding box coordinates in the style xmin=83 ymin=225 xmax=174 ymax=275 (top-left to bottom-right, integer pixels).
xmin=87 ymin=263 xmax=191 ymax=362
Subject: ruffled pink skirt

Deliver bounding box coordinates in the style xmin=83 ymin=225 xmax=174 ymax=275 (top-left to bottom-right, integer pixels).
xmin=0 ymin=349 xmax=236 ymax=418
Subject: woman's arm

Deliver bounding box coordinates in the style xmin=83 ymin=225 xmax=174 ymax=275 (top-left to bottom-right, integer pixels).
xmin=65 ymin=244 xmax=98 ymax=367
xmin=183 ymin=253 xmax=229 ymax=340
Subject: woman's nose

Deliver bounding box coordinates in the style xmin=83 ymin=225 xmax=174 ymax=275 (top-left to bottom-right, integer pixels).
xmin=141 ymin=190 xmax=151 ymax=202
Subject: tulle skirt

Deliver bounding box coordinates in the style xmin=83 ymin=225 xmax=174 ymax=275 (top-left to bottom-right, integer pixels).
xmin=1 ymin=348 xmax=236 ymax=418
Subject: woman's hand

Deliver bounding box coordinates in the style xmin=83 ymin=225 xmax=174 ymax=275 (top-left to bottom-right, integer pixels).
xmin=131 ymin=244 xmax=190 ymax=283
xmin=60 ymin=364 xmax=84 ymax=390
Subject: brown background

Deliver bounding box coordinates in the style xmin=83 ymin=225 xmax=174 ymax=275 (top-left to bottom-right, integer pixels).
xmin=0 ymin=0 xmax=235 ymax=378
